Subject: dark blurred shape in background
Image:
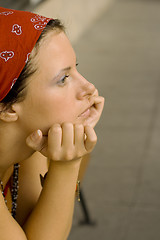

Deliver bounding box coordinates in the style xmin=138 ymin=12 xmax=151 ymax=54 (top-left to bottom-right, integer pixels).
xmin=0 ymin=0 xmax=45 ymax=10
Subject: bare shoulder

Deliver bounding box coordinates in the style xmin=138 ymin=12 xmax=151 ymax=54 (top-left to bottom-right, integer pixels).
xmin=16 ymin=152 xmax=48 ymax=226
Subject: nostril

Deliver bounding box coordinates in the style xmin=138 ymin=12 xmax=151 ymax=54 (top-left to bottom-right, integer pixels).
xmin=77 ymin=91 xmax=86 ymax=100
xmin=76 ymin=80 xmax=96 ymax=100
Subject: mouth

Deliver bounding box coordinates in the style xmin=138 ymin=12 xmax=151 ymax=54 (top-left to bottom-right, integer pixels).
xmin=78 ymin=103 xmax=95 ymax=118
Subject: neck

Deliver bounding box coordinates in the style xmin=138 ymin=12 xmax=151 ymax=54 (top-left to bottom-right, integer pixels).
xmin=0 ymin=121 xmax=34 ymax=179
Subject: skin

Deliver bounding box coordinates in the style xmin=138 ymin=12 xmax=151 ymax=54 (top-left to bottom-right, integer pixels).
xmin=16 ymin=31 xmax=103 ymax=135
xmin=0 ymin=30 xmax=104 ymax=176
xmin=0 ymin=30 xmax=104 ymax=239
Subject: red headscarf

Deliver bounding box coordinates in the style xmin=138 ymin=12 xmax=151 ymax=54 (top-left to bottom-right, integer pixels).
xmin=0 ymin=7 xmax=52 ymax=101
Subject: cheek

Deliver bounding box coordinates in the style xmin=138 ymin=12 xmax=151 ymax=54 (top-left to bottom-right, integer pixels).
xmin=24 ymin=87 xmax=77 ymax=125
xmin=38 ymin=95 xmax=71 ymax=120
xmin=49 ymin=97 xmax=78 ymax=123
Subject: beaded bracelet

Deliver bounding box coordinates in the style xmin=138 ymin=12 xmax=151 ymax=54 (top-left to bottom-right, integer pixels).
xmin=75 ymin=180 xmax=81 ymax=202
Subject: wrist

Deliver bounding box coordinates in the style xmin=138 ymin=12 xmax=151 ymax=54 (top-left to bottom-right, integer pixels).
xmin=40 ymin=158 xmax=82 ymax=201
xmin=49 ymin=157 xmax=82 ymax=167
xmin=47 ymin=157 xmax=82 ymax=178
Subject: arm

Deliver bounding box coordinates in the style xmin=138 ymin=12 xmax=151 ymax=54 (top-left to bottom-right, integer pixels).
xmin=23 ymin=95 xmax=104 ymax=239
xmin=15 ymin=152 xmax=90 ymax=230
xmin=0 ymin=95 xmax=104 ymax=240
xmin=0 ymin=125 xmax=95 ymax=240
xmin=23 ymin=158 xmax=82 ymax=240
xmin=78 ymin=153 xmax=90 ymax=182
xmin=0 ymin=192 xmax=27 ymax=240
xmin=16 ymin=152 xmax=48 ymax=226
xmin=23 ymin=123 xmax=97 ymax=240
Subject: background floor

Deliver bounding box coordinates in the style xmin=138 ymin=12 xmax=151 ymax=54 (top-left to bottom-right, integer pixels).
xmin=69 ymin=0 xmax=160 ymax=239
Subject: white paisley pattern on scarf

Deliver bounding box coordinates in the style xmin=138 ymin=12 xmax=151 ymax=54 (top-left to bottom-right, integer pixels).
xmin=0 ymin=11 xmax=14 ymax=16
xmin=12 ymin=24 xmax=22 ymax=35
xmin=0 ymin=51 xmax=14 ymax=62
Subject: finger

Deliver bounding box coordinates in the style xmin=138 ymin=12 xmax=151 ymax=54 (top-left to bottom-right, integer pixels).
xmin=48 ymin=124 xmax=62 ymax=157
xmin=74 ymin=124 xmax=84 ymax=146
xmin=93 ymin=96 xmax=105 ymax=112
xmin=26 ymin=129 xmax=46 ymax=152
xmin=26 ymin=129 xmax=42 ymax=150
xmin=62 ymin=122 xmax=74 ymax=148
xmin=93 ymin=88 xmax=99 ymax=97
xmin=84 ymin=126 xmax=97 ymax=152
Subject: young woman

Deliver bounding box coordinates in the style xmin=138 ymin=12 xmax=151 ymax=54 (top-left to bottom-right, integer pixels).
xmin=0 ymin=6 xmax=104 ymax=240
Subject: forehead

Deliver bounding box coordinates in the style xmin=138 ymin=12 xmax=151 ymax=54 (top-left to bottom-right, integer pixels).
xmin=37 ymin=31 xmax=76 ymax=66
xmin=27 ymin=31 xmax=76 ymax=88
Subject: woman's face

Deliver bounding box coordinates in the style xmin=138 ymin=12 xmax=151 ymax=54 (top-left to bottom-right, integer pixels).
xmin=17 ymin=31 xmax=96 ymax=135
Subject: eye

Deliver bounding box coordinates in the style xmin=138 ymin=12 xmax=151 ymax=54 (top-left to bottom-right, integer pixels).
xmin=57 ymin=75 xmax=69 ymax=86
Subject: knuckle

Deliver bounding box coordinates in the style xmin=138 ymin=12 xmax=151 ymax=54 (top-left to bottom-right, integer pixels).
xmin=85 ymin=125 xmax=92 ymax=131
xmin=87 ymin=148 xmax=93 ymax=153
xmin=101 ymin=97 xmax=105 ymax=104
xmin=62 ymin=122 xmax=73 ymax=128
xmin=49 ymin=151 xmax=60 ymax=161
xmin=75 ymin=124 xmax=84 ymax=130
xmin=65 ymin=150 xmax=74 ymax=160
xmin=76 ymin=150 xmax=84 ymax=158
xmin=90 ymin=135 xmax=97 ymax=144
xmin=50 ymin=124 xmax=61 ymax=133
xmin=95 ymin=89 xmax=99 ymax=96
xmin=26 ymin=138 xmax=37 ymax=151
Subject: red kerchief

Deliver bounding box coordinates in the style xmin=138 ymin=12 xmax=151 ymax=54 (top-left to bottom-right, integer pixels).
xmin=0 ymin=7 xmax=52 ymax=101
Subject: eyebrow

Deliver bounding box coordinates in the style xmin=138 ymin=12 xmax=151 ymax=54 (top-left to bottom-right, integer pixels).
xmin=53 ymin=66 xmax=72 ymax=80
xmin=52 ymin=56 xmax=78 ymax=81
xmin=60 ymin=66 xmax=71 ymax=73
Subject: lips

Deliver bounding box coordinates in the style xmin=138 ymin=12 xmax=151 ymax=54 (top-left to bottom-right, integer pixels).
xmin=78 ymin=103 xmax=94 ymax=118
xmin=78 ymin=108 xmax=91 ymax=118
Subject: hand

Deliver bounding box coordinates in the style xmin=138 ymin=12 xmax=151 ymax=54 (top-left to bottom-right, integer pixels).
xmin=26 ymin=123 xmax=97 ymax=162
xmin=85 ymin=89 xmax=105 ymax=128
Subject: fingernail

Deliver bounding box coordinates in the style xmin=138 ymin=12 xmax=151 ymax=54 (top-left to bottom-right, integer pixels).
xmin=31 ymin=130 xmax=40 ymax=140
xmin=37 ymin=130 xmax=41 ymax=136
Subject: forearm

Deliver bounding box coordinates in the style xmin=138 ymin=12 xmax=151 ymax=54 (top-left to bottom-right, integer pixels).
xmin=23 ymin=158 xmax=82 ymax=240
xmin=78 ymin=153 xmax=90 ymax=182
xmin=0 ymin=193 xmax=27 ymax=240
xmin=23 ymin=122 xmax=98 ymax=239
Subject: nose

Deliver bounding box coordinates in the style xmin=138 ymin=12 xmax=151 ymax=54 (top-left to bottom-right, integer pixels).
xmin=76 ymin=75 xmax=96 ymax=100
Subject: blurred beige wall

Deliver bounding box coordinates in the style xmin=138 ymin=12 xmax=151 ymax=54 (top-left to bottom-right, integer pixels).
xmin=34 ymin=0 xmax=114 ymax=43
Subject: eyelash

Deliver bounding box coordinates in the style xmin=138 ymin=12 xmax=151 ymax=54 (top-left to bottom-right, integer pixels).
xmin=57 ymin=63 xmax=79 ymax=86
xmin=57 ymin=75 xmax=69 ymax=86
